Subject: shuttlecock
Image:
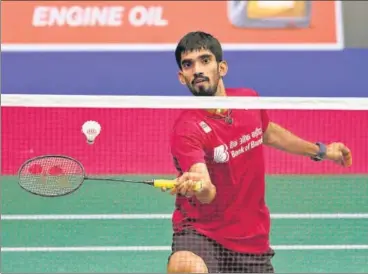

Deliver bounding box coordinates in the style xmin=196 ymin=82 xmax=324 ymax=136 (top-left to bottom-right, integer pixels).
xmin=82 ymin=120 xmax=101 ymax=144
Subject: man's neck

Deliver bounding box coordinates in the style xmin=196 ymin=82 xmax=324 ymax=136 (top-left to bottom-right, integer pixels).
xmin=208 ymin=81 xmax=227 ymax=114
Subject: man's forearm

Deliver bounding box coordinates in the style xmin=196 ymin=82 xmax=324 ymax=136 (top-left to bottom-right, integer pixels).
xmin=195 ymin=183 xmax=216 ymax=204
xmin=263 ymin=122 xmax=319 ymax=157
xmin=188 ymin=163 xmax=217 ymax=204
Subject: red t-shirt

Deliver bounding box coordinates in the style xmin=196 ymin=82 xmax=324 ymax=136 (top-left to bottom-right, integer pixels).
xmin=170 ymin=88 xmax=271 ymax=254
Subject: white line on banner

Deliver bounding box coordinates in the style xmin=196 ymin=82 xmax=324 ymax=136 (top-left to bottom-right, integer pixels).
xmin=0 ymin=43 xmax=343 ymax=52
xmin=2 ymin=213 xmax=368 ymax=220
xmin=2 ymin=95 xmax=368 ymax=110
xmin=335 ymin=0 xmax=344 ymax=49
xmin=2 ymin=245 xmax=368 ymax=252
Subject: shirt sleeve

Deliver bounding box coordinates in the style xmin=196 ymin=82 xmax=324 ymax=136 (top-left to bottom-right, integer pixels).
xmin=261 ymin=109 xmax=270 ymax=133
xmin=170 ymin=121 xmax=205 ymax=173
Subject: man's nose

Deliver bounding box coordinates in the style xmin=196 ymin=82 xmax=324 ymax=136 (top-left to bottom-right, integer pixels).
xmin=194 ymin=72 xmax=204 ymax=78
xmin=192 ymin=61 xmax=205 ymax=74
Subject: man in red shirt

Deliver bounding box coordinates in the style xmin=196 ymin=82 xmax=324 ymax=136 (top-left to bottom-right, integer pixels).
xmin=166 ymin=31 xmax=352 ymax=273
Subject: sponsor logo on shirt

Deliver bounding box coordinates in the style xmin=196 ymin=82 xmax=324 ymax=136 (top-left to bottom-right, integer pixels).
xmin=213 ymin=144 xmax=230 ymax=163
xmin=213 ymin=127 xmax=263 ymax=163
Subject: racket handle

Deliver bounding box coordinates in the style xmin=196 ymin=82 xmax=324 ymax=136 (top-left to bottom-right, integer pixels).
xmin=153 ymin=179 xmax=202 ymax=191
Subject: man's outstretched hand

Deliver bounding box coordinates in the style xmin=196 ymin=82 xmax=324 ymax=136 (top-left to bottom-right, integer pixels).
xmin=326 ymin=142 xmax=352 ymax=167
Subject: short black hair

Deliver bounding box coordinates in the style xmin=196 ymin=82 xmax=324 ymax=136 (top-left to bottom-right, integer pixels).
xmin=175 ymin=31 xmax=223 ymax=69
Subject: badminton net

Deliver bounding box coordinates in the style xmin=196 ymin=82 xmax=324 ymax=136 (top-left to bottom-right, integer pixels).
xmin=1 ymin=94 xmax=368 ymax=273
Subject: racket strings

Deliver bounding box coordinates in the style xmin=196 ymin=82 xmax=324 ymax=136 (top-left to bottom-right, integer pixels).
xmin=19 ymin=157 xmax=84 ymax=196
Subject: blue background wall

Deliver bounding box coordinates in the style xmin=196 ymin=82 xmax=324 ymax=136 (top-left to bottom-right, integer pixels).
xmin=2 ymin=49 xmax=367 ymax=97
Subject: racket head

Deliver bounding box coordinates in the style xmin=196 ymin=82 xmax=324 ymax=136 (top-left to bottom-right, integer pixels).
xmin=18 ymin=155 xmax=86 ymax=197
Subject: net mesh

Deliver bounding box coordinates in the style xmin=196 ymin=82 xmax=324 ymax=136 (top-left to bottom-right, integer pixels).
xmin=1 ymin=95 xmax=368 ymax=273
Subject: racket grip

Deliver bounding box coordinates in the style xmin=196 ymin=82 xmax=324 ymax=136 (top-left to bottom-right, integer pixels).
xmin=153 ymin=179 xmax=202 ymax=191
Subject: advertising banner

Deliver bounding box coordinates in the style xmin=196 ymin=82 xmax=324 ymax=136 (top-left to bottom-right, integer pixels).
xmin=2 ymin=0 xmax=342 ymax=50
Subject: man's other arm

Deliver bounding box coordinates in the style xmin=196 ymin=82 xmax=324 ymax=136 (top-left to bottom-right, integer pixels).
xmin=263 ymin=122 xmax=352 ymax=166
xmin=263 ymin=122 xmax=320 ymax=157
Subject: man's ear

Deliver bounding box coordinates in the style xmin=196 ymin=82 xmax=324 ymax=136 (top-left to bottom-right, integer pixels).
xmin=178 ymin=71 xmax=186 ymax=85
xmin=219 ymin=60 xmax=228 ymax=77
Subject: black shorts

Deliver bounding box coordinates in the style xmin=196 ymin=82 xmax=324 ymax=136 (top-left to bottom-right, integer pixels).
xmin=169 ymin=229 xmax=275 ymax=273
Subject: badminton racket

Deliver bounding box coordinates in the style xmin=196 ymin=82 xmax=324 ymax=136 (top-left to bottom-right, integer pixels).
xmin=17 ymin=155 xmax=202 ymax=197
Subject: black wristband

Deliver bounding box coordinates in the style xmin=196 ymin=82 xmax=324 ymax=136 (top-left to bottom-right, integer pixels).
xmin=311 ymin=142 xmax=327 ymax=161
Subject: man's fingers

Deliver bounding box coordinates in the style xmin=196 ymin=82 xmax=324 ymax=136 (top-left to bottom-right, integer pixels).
xmin=340 ymin=144 xmax=351 ymax=156
xmin=167 ymin=172 xmax=205 ymax=196
xmin=171 ymin=179 xmax=197 ymax=197
xmin=328 ymin=143 xmax=352 ymax=168
xmin=343 ymin=152 xmax=352 ymax=167
xmin=337 ymin=143 xmax=352 ymax=167
xmin=178 ymin=172 xmax=203 ymax=183
xmin=177 ymin=180 xmax=190 ymax=194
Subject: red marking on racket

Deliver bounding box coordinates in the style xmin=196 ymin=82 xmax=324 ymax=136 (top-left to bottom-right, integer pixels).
xmin=28 ymin=164 xmax=43 ymax=175
xmin=48 ymin=166 xmax=64 ymax=176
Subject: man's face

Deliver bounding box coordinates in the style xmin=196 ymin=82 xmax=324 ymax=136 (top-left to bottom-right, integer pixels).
xmin=178 ymin=50 xmax=223 ymax=96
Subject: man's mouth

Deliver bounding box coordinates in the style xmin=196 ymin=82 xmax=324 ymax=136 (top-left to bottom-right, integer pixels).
xmin=193 ymin=78 xmax=208 ymax=85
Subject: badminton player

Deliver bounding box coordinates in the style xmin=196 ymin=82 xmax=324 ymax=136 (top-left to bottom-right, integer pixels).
xmin=166 ymin=31 xmax=352 ymax=273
